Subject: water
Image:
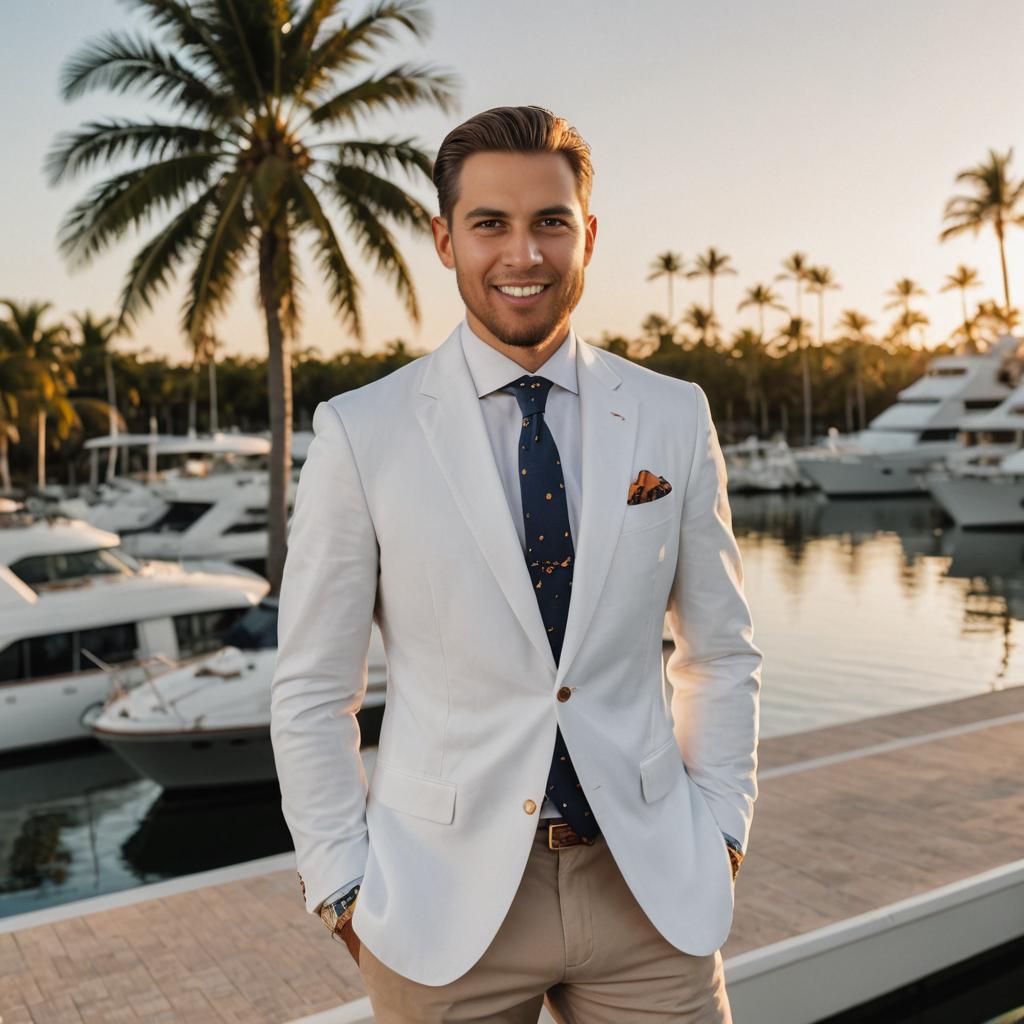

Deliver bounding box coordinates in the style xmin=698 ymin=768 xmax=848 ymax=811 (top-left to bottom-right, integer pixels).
xmin=2 ymin=492 xmax=1022 ymax=918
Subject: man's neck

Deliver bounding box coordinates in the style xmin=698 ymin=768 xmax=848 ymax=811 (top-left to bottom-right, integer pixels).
xmin=465 ymin=312 xmax=570 ymax=373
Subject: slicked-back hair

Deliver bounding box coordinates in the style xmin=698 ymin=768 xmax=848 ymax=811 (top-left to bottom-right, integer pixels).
xmin=432 ymin=105 xmax=593 ymax=222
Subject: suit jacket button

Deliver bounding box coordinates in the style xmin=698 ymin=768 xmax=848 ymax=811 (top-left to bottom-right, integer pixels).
xmin=556 ymin=687 xmax=572 ymax=702
xmin=523 ymin=799 xmax=537 ymax=814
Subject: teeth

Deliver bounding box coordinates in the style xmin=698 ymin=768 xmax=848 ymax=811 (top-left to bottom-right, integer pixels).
xmin=498 ymin=285 xmax=546 ymax=297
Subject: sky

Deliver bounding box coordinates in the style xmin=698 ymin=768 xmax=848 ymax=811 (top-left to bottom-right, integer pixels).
xmin=2 ymin=0 xmax=1024 ymax=362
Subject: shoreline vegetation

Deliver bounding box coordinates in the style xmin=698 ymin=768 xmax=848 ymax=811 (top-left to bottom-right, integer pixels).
xmin=1 ymin=0 xmax=1022 ymax=595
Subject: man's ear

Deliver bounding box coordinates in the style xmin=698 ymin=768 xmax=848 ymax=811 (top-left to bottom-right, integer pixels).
xmin=432 ymin=215 xmax=455 ymax=270
xmin=583 ymin=212 xmax=598 ymax=268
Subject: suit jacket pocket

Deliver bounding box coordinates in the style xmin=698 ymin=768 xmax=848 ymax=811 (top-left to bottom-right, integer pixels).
xmin=639 ymin=738 xmax=684 ymax=803
xmin=370 ymin=761 xmax=457 ymax=824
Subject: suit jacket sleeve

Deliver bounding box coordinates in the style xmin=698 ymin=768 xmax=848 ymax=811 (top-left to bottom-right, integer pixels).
xmin=664 ymin=381 xmax=762 ymax=852
xmin=270 ymin=399 xmax=379 ymax=915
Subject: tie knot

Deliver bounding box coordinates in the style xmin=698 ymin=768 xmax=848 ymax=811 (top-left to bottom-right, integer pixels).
xmin=502 ymin=375 xmax=555 ymax=416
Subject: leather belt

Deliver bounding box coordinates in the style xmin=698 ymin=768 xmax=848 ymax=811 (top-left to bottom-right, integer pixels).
xmin=537 ymin=816 xmax=598 ymax=849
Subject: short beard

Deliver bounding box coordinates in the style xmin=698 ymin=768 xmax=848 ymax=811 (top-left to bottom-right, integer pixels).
xmin=459 ymin=268 xmax=585 ymax=349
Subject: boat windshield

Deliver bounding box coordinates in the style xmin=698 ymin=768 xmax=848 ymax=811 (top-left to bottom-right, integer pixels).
xmin=10 ymin=546 xmax=142 ymax=590
xmin=221 ymin=602 xmax=278 ymax=649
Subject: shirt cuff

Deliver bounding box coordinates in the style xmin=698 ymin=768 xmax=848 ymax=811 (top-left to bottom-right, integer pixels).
xmin=722 ymin=832 xmax=744 ymax=855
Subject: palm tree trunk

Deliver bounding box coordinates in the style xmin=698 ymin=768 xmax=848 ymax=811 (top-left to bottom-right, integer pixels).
xmin=800 ymin=347 xmax=812 ymax=446
xmin=105 ymin=351 xmax=118 ymax=482
xmin=36 ymin=407 xmax=46 ymax=491
xmin=996 ymin=218 xmax=1012 ymax=320
xmin=209 ymin=358 xmax=219 ymax=433
xmin=855 ymin=349 xmax=866 ymax=431
xmin=0 ymin=433 xmax=10 ymax=493
xmin=261 ymin=227 xmax=293 ymax=596
xmin=759 ymin=389 xmax=769 ymax=436
xmin=708 ymin=276 xmax=714 ymax=318
xmin=817 ymin=292 xmax=825 ymax=346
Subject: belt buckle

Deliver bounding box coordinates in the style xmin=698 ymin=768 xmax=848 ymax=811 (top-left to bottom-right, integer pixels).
xmin=548 ymin=821 xmax=581 ymax=850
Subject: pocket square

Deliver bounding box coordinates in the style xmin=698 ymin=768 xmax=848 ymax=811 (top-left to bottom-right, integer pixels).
xmin=627 ymin=469 xmax=672 ymax=505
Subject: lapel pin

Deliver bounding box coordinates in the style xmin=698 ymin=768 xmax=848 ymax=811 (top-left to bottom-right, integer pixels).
xmin=610 ymin=411 xmax=625 ymax=420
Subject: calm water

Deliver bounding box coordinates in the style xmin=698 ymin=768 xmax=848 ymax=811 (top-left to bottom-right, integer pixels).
xmin=2 ymin=492 xmax=1022 ymax=918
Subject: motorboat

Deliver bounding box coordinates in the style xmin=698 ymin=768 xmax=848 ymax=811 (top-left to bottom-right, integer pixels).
xmin=86 ymin=597 xmax=387 ymax=789
xmin=928 ymin=447 xmax=1024 ymax=528
xmin=794 ymin=336 xmax=1019 ymax=496
xmin=0 ymin=502 xmax=268 ymax=753
xmin=723 ymin=435 xmax=808 ymax=492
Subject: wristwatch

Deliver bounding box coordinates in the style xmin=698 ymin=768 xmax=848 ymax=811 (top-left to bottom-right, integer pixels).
xmin=318 ymin=884 xmax=361 ymax=939
xmin=723 ymin=834 xmax=744 ymax=881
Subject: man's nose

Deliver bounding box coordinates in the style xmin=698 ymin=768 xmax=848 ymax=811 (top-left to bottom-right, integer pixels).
xmin=501 ymin=229 xmax=542 ymax=268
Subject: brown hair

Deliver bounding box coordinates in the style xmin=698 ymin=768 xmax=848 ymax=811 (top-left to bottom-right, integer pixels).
xmin=432 ymin=105 xmax=593 ymax=222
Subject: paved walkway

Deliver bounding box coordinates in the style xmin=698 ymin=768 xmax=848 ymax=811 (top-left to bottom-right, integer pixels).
xmin=1 ymin=685 xmax=1022 ymax=1023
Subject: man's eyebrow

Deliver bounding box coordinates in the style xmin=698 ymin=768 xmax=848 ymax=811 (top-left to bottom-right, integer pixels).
xmin=462 ymin=205 xmax=578 ymax=221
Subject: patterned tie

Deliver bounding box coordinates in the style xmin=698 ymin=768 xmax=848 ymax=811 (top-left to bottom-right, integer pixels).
xmin=501 ymin=374 xmax=600 ymax=842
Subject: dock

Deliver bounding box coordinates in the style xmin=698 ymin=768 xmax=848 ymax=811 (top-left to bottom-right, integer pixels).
xmin=1 ymin=685 xmax=1022 ymax=1024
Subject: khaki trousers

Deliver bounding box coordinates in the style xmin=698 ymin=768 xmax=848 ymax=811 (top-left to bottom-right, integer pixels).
xmin=357 ymin=824 xmax=732 ymax=1023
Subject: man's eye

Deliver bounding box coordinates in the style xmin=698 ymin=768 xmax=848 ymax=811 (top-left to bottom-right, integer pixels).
xmin=475 ymin=220 xmax=501 ymax=229
xmin=540 ymin=218 xmax=568 ymax=228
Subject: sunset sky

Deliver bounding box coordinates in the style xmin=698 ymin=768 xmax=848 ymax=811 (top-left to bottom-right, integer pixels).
xmin=2 ymin=0 xmax=1023 ymax=361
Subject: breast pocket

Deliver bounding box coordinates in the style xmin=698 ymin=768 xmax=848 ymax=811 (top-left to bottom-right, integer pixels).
xmin=370 ymin=761 xmax=457 ymax=824
xmin=620 ymin=494 xmax=675 ymax=536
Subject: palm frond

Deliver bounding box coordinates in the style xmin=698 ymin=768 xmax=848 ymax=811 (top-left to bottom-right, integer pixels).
xmin=47 ymin=119 xmax=224 ymax=185
xmin=58 ymin=153 xmax=223 ymax=266
xmin=289 ymin=174 xmax=362 ymax=337
xmin=331 ymin=163 xmax=431 ymax=231
xmin=309 ymin=63 xmax=457 ymax=127
xmin=60 ymin=30 xmax=235 ymax=119
xmin=328 ymin=136 xmax=433 ymax=179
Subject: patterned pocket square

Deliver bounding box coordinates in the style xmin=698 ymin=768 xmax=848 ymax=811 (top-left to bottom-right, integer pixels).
xmin=627 ymin=469 xmax=672 ymax=505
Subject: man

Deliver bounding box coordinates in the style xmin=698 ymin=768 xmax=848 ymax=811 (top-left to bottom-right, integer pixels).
xmin=270 ymin=106 xmax=761 ymax=1023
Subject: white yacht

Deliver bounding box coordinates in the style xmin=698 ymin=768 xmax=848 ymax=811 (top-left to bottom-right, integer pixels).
xmin=86 ymin=597 xmax=387 ymax=790
xmin=723 ymin=435 xmax=807 ymax=492
xmin=794 ymin=336 xmax=1019 ymax=496
xmin=928 ymin=446 xmax=1024 ymax=528
xmin=0 ymin=503 xmax=268 ymax=753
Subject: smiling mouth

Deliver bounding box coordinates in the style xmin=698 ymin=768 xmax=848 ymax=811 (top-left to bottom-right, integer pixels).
xmin=494 ymin=284 xmax=549 ymax=298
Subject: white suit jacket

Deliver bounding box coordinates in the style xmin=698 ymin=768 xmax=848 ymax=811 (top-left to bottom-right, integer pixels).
xmin=270 ymin=324 xmax=762 ymax=987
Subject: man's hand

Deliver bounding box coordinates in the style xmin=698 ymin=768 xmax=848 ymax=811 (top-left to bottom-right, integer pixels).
xmin=339 ymin=918 xmax=361 ymax=965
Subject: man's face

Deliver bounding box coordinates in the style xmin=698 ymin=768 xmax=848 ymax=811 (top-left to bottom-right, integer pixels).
xmin=431 ymin=151 xmax=597 ymax=351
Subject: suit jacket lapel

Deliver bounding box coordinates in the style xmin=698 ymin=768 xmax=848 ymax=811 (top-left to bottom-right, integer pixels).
xmin=556 ymin=340 xmax=638 ymax=686
xmin=416 ymin=328 xmax=557 ymax=676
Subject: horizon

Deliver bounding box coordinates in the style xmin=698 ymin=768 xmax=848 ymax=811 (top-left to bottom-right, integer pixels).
xmin=2 ymin=0 xmax=1023 ymax=361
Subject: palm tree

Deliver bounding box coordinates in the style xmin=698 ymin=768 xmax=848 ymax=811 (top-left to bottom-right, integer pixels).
xmin=647 ymin=251 xmax=685 ymax=321
xmin=0 ymin=349 xmax=25 ymax=494
xmin=775 ymin=251 xmax=811 ymax=318
xmin=834 ymin=309 xmax=874 ymax=431
xmin=686 ymin=247 xmax=736 ymax=319
xmin=805 ymin=265 xmax=840 ymax=345
xmin=48 ymin=0 xmax=457 ymax=593
xmin=0 ymin=301 xmax=78 ymax=491
xmin=939 ymin=265 xmax=982 ymax=349
xmin=682 ymin=303 xmax=720 ymax=347
xmin=737 ymin=283 xmax=786 ymax=340
xmin=772 ymin=316 xmax=814 ymax=445
xmin=73 ymin=312 xmax=122 ymax=480
xmin=884 ymin=278 xmax=928 ymax=347
xmin=729 ymin=327 xmax=769 ymax=435
xmin=940 ymin=147 xmax=1024 ymax=321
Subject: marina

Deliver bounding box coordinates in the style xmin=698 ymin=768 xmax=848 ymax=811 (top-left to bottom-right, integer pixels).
xmin=1 ymin=686 xmax=1021 ymax=1023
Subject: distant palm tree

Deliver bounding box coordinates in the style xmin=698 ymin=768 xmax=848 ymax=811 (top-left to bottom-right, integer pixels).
xmin=834 ymin=309 xmax=874 ymax=431
xmin=682 ymin=303 xmax=720 ymax=346
xmin=884 ymin=278 xmax=928 ymax=347
xmin=686 ymin=247 xmax=737 ymax=319
xmin=0 ymin=300 xmax=76 ymax=490
xmin=772 ymin=316 xmax=814 ymax=445
xmin=729 ymin=327 xmax=769 ymax=434
xmin=939 ymin=265 xmax=982 ymax=348
xmin=737 ymin=282 xmax=786 ymax=339
xmin=647 ymin=251 xmax=686 ymax=321
xmin=73 ymin=312 xmax=121 ymax=480
xmin=48 ymin=0 xmax=458 ymax=592
xmin=0 ymin=349 xmax=25 ymax=493
xmin=775 ymin=251 xmax=811 ymax=319
xmin=805 ymin=265 xmax=840 ymax=345
xmin=940 ymin=147 xmax=1024 ymax=321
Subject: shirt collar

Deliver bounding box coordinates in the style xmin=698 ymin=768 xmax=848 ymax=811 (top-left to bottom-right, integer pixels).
xmin=459 ymin=318 xmax=579 ymax=399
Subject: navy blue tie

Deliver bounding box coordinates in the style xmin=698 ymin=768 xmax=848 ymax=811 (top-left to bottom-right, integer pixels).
xmin=502 ymin=374 xmax=599 ymax=842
